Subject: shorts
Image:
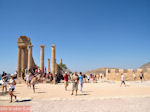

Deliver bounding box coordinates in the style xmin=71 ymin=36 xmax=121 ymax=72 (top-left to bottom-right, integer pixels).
xmin=9 ymin=88 xmax=15 ymax=91
xmin=64 ymin=81 xmax=68 ymax=86
xmin=121 ymin=81 xmax=125 ymax=84
xmin=140 ymin=77 xmax=142 ymax=80
xmin=33 ymin=81 xmax=36 ymax=85
xmin=2 ymin=83 xmax=7 ymax=86
xmin=72 ymin=82 xmax=78 ymax=91
xmin=2 ymin=81 xmax=7 ymax=86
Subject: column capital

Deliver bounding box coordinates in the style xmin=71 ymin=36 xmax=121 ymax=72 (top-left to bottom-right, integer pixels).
xmin=29 ymin=45 xmax=33 ymax=48
xmin=51 ymin=45 xmax=56 ymax=48
xmin=40 ymin=45 xmax=45 ymax=48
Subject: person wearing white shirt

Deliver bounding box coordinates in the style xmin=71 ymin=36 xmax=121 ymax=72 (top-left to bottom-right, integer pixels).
xmin=120 ymin=74 xmax=126 ymax=87
xmin=8 ymin=74 xmax=17 ymax=103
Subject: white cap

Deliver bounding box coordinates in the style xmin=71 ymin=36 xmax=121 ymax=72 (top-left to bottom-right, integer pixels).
xmin=11 ymin=74 xmax=14 ymax=76
xmin=65 ymin=72 xmax=67 ymax=74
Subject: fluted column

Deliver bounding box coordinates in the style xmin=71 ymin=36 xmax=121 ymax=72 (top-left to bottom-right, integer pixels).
xmin=55 ymin=59 xmax=57 ymax=74
xmin=47 ymin=58 xmax=50 ymax=73
xmin=40 ymin=45 xmax=45 ymax=73
xmin=21 ymin=47 xmax=26 ymax=71
xmin=27 ymin=45 xmax=33 ymax=71
xmin=17 ymin=46 xmax=21 ymax=78
xmin=51 ymin=45 xmax=56 ymax=83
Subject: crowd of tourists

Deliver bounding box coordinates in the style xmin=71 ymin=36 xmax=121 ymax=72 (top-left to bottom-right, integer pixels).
xmin=0 ymin=69 xmax=145 ymax=103
xmin=120 ymin=71 xmax=145 ymax=87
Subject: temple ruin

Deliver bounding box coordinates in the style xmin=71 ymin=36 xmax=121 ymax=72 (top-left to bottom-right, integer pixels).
xmin=17 ymin=36 xmax=59 ymax=83
xmin=17 ymin=36 xmax=37 ymax=79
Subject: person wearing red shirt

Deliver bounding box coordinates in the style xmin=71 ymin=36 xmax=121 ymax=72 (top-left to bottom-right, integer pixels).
xmin=64 ymin=72 xmax=69 ymax=91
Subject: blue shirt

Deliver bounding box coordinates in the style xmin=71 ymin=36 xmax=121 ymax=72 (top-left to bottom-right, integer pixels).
xmin=79 ymin=75 xmax=83 ymax=83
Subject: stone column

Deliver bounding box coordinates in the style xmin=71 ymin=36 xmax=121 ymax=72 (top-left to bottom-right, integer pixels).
xmin=55 ymin=59 xmax=57 ymax=74
xmin=40 ymin=45 xmax=45 ymax=73
xmin=24 ymin=48 xmax=28 ymax=69
xmin=17 ymin=46 xmax=21 ymax=78
xmin=47 ymin=58 xmax=50 ymax=73
xmin=21 ymin=47 xmax=26 ymax=71
xmin=27 ymin=45 xmax=33 ymax=71
xmin=51 ymin=45 xmax=56 ymax=83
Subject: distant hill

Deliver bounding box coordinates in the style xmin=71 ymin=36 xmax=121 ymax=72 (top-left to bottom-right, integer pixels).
xmin=85 ymin=62 xmax=150 ymax=74
xmin=85 ymin=68 xmax=120 ymax=74
xmin=140 ymin=62 xmax=150 ymax=68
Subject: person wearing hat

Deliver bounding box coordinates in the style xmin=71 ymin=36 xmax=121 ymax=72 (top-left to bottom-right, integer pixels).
xmin=8 ymin=74 xmax=17 ymax=103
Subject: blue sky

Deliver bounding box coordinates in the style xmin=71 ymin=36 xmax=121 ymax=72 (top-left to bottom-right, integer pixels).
xmin=0 ymin=0 xmax=150 ymax=73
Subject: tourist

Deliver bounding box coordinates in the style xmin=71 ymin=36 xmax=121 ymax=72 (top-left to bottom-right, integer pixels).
xmin=64 ymin=72 xmax=69 ymax=91
xmin=100 ymin=73 xmax=103 ymax=79
xmin=79 ymin=72 xmax=83 ymax=92
xmin=133 ymin=72 xmax=136 ymax=81
xmin=22 ymin=70 xmax=25 ymax=80
xmin=86 ymin=74 xmax=90 ymax=83
xmin=83 ymin=74 xmax=86 ymax=83
xmin=35 ymin=69 xmax=38 ymax=74
xmin=90 ymin=73 xmax=92 ymax=78
xmin=44 ymin=67 xmax=46 ymax=74
xmin=94 ymin=73 xmax=97 ymax=83
xmin=120 ymin=73 xmax=126 ymax=87
xmin=24 ymin=69 xmax=27 ymax=81
xmin=8 ymin=74 xmax=17 ymax=103
xmin=37 ymin=73 xmax=41 ymax=82
xmin=1 ymin=72 xmax=8 ymax=94
xmin=97 ymin=73 xmax=100 ymax=80
xmin=139 ymin=72 xmax=144 ymax=83
xmin=28 ymin=73 xmax=33 ymax=87
xmin=31 ymin=75 xmax=37 ymax=93
xmin=92 ymin=74 xmax=95 ymax=83
xmin=38 ymin=68 xmax=40 ymax=74
xmin=49 ymin=72 xmax=53 ymax=83
xmin=71 ymin=72 xmax=79 ymax=96
xmin=25 ymin=72 xmax=30 ymax=87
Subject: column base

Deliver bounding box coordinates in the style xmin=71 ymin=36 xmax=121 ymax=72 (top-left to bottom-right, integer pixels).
xmin=16 ymin=78 xmax=25 ymax=84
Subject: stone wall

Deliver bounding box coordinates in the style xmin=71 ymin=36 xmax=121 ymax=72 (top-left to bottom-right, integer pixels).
xmin=105 ymin=68 xmax=150 ymax=81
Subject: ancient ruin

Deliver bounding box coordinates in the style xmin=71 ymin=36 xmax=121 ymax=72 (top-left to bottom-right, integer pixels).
xmin=17 ymin=36 xmax=59 ymax=83
xmin=17 ymin=36 xmax=36 ymax=79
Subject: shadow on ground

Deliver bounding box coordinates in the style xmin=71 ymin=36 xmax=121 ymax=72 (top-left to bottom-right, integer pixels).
xmin=77 ymin=93 xmax=90 ymax=96
xmin=16 ymin=99 xmax=32 ymax=103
